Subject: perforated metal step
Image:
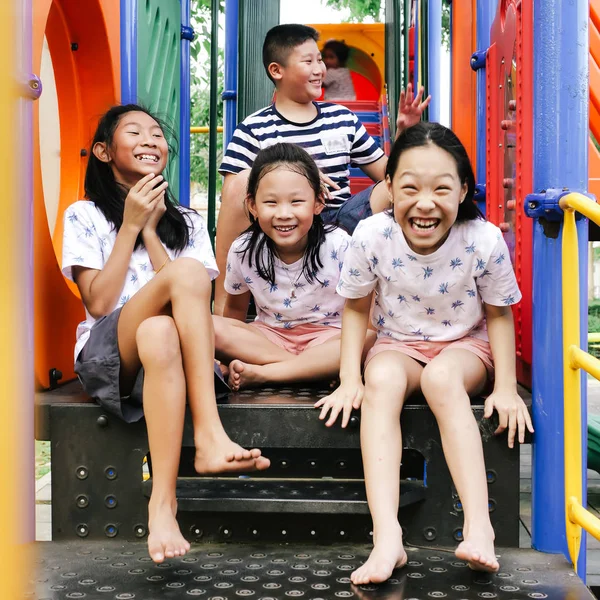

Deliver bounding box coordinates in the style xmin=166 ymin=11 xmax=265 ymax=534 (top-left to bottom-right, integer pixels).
xmin=34 ymin=541 xmax=594 ymax=599
xmin=142 ymin=478 xmax=425 ymax=514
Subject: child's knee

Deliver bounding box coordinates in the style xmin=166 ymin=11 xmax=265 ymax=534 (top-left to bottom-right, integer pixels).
xmin=168 ymin=258 xmax=212 ymax=296
xmin=364 ymin=361 xmax=409 ymax=402
xmin=421 ymin=362 xmax=459 ymax=409
xmin=136 ymin=316 xmax=181 ymax=366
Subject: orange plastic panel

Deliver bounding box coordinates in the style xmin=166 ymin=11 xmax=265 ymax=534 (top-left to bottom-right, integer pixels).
xmin=451 ymin=0 xmax=477 ymax=170
xmin=33 ymin=0 xmax=120 ymax=388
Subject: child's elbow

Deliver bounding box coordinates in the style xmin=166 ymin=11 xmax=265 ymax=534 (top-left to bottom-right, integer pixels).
xmin=86 ymin=300 xmax=113 ymax=321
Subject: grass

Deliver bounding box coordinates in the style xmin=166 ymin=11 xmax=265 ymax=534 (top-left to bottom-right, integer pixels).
xmin=35 ymin=440 xmax=50 ymax=480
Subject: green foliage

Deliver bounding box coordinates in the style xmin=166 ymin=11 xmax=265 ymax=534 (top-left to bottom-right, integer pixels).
xmin=190 ymin=85 xmax=223 ymax=192
xmin=325 ymin=0 xmax=450 ymax=49
xmin=324 ymin=0 xmax=382 ymax=21
xmin=189 ymin=0 xmax=224 ymax=192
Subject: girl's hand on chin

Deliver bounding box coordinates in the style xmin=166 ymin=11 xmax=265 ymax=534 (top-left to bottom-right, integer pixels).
xmin=123 ymin=172 xmax=169 ymax=233
xmin=314 ymin=380 xmax=364 ymax=428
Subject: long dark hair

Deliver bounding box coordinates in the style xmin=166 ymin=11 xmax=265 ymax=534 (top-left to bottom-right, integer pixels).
xmin=386 ymin=122 xmax=483 ymax=222
xmin=238 ymin=143 xmax=332 ymax=286
xmin=84 ymin=104 xmax=192 ymax=251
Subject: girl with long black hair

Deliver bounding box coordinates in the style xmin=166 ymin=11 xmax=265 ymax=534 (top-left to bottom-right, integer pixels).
xmin=214 ymin=142 xmax=375 ymax=393
xmin=62 ymin=104 xmax=270 ymax=564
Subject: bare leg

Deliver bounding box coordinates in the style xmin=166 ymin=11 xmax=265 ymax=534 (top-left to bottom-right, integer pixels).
xmin=228 ymin=331 xmax=377 ymax=390
xmin=136 ymin=316 xmax=190 ymax=563
xmin=213 ymin=316 xmax=294 ymax=366
xmin=351 ymin=351 xmax=423 ymax=585
xmin=214 ymin=170 xmax=251 ymax=315
xmin=117 ymin=259 xmax=270 ymax=562
xmin=420 ymin=349 xmax=498 ymax=572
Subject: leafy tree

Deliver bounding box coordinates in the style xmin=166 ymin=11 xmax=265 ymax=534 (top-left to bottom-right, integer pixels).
xmin=324 ymin=0 xmax=382 ymax=21
xmin=189 ymin=0 xmax=224 ymax=192
xmin=325 ymin=0 xmax=451 ymax=49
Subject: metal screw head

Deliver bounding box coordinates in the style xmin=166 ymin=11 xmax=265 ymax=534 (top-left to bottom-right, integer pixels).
xmin=76 ymin=466 xmax=88 ymax=480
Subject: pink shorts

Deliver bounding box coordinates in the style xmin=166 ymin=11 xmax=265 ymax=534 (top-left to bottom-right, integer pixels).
xmin=365 ymin=336 xmax=495 ymax=378
xmin=250 ymin=321 xmax=341 ymax=355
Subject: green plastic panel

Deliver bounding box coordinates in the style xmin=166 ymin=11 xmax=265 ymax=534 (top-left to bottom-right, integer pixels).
xmin=237 ymin=0 xmax=280 ymax=122
xmin=385 ymin=0 xmax=405 ymax=139
xmin=137 ymin=0 xmax=181 ymax=197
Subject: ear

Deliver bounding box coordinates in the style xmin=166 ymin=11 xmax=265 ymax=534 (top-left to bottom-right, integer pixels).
xmin=459 ymin=182 xmax=469 ymax=203
xmin=385 ymin=175 xmax=394 ymax=204
xmin=92 ymin=141 xmax=111 ymax=164
xmin=268 ymin=61 xmax=284 ymax=82
xmin=314 ymin=195 xmax=325 ymax=216
xmin=246 ymin=195 xmax=259 ymax=220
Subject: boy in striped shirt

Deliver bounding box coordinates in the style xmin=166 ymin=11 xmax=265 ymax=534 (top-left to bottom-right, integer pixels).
xmin=215 ymin=23 xmax=429 ymax=314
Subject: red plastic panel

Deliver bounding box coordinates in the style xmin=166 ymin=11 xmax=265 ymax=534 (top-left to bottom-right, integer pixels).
xmin=488 ymin=0 xmax=533 ymax=386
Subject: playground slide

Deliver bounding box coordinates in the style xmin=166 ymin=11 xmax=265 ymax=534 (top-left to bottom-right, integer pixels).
xmin=590 ymin=0 xmax=600 ymax=198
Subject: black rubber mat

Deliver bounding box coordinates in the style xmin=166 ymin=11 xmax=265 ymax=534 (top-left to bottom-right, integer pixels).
xmin=33 ymin=541 xmax=595 ymax=599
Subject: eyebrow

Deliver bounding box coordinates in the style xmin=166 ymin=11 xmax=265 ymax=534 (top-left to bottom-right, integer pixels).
xmin=399 ymin=171 xmax=455 ymax=178
xmin=122 ymin=121 xmax=161 ymax=129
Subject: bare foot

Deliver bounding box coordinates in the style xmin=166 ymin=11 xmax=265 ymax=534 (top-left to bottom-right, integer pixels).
xmin=147 ymin=500 xmax=190 ymax=563
xmin=350 ymin=524 xmax=407 ymax=585
xmin=455 ymin=529 xmax=499 ymax=572
xmin=228 ymin=360 xmax=266 ymax=391
xmin=194 ymin=433 xmax=270 ymax=474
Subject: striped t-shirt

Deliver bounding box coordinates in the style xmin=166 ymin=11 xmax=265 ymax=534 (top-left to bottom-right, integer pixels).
xmin=219 ymin=102 xmax=384 ymax=208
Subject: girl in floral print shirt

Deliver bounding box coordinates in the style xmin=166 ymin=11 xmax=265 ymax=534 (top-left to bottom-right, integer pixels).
xmin=317 ymin=123 xmax=533 ymax=584
xmin=213 ymin=143 xmax=375 ymax=390
xmin=62 ymin=105 xmax=270 ymax=566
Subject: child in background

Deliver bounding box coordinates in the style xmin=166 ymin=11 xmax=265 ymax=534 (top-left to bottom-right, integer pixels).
xmin=62 ymin=104 xmax=270 ymax=565
xmin=318 ymin=122 xmax=533 ymax=583
xmin=322 ymin=39 xmax=356 ymax=101
xmin=214 ymin=142 xmax=374 ymax=396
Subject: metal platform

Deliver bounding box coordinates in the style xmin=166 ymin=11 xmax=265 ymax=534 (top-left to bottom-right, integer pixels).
xmin=34 ymin=541 xmax=594 ymax=599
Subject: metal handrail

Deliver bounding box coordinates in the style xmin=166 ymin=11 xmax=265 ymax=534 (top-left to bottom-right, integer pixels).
xmin=190 ymin=126 xmax=223 ymax=134
xmin=559 ymin=192 xmax=600 ymax=571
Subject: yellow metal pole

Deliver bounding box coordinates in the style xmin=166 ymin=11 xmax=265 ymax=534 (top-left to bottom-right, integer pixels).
xmin=0 ymin=1 xmax=30 ymax=597
xmin=571 ymin=346 xmax=600 ymax=381
xmin=569 ymin=497 xmax=600 ymax=540
xmin=561 ymin=206 xmax=583 ymax=568
xmin=190 ymin=126 xmax=223 ymax=134
xmin=563 ymin=192 xmax=600 ymax=226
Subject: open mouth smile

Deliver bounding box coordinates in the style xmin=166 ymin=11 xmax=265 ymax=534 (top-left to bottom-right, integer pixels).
xmin=273 ymin=225 xmax=297 ymax=232
xmin=135 ymin=154 xmax=159 ymax=163
xmin=410 ymin=217 xmax=440 ymax=231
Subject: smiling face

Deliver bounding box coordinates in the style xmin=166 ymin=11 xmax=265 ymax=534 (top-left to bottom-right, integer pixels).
xmin=94 ymin=110 xmax=168 ymax=187
xmin=248 ymin=164 xmax=324 ymax=263
xmin=387 ymin=143 xmax=468 ymax=256
xmin=270 ymin=39 xmax=326 ymax=103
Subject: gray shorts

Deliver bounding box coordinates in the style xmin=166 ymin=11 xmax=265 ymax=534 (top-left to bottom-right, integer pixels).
xmin=75 ymin=306 xmax=230 ymax=424
xmin=75 ymin=307 xmax=145 ymax=423
xmin=321 ymin=183 xmax=378 ymax=234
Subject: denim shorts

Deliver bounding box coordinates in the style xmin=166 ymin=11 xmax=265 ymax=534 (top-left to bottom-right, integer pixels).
xmin=75 ymin=307 xmax=230 ymax=424
xmin=321 ymin=183 xmax=377 ymax=234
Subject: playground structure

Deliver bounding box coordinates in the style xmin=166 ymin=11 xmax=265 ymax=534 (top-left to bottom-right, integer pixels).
xmin=8 ymin=0 xmax=600 ymax=596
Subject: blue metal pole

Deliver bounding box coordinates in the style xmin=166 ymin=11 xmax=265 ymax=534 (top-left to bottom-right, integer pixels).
xmin=223 ymin=0 xmax=239 ymax=147
xmin=531 ymin=0 xmax=589 ymax=577
xmin=179 ymin=0 xmax=192 ymax=207
xmin=474 ymin=0 xmax=497 ymax=218
xmin=427 ymin=0 xmax=441 ymax=122
xmin=120 ymin=0 xmax=137 ymax=103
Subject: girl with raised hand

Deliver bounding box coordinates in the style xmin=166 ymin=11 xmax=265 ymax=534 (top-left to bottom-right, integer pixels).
xmin=317 ymin=122 xmax=533 ymax=583
xmin=213 ymin=142 xmax=374 ymax=394
xmin=62 ymin=104 xmax=270 ymax=565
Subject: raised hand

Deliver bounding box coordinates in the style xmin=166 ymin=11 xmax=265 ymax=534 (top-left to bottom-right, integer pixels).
xmin=396 ymin=83 xmax=432 ymax=136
